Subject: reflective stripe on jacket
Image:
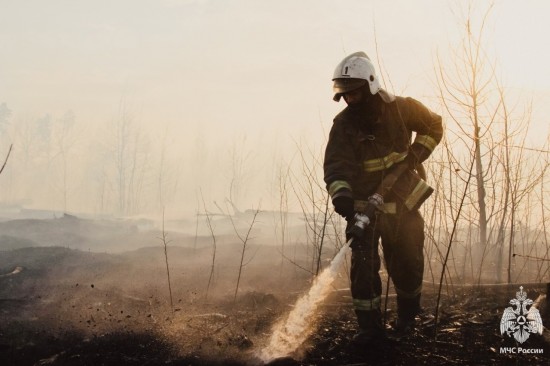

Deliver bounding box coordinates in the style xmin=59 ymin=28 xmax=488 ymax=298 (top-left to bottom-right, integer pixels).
xmin=324 ymin=94 xmax=443 ymax=206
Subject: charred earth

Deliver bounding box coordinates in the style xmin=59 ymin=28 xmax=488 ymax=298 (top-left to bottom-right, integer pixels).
xmin=0 ymin=215 xmax=548 ymax=365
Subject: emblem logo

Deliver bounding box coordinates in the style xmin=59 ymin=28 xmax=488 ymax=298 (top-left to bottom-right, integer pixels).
xmin=500 ymin=286 xmax=543 ymax=344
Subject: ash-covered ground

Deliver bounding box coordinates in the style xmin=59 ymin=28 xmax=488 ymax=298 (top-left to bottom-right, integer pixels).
xmin=0 ymin=213 xmax=549 ymax=365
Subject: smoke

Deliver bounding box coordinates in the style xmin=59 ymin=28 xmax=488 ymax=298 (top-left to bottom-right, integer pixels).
xmin=258 ymin=240 xmax=351 ymax=362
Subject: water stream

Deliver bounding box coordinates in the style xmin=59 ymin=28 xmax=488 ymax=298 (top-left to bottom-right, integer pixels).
xmin=258 ymin=240 xmax=351 ymax=362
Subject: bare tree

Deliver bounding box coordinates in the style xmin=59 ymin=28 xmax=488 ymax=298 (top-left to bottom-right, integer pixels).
xmin=434 ymin=2 xmax=549 ymax=285
xmin=110 ymin=100 xmax=150 ymax=216
xmin=435 ymin=4 xmax=496 ymax=263
xmin=156 ymin=125 xmax=182 ymax=213
xmin=273 ymin=157 xmax=291 ymax=276
xmin=226 ymin=135 xmax=253 ymax=214
xmin=51 ymin=111 xmax=79 ymax=212
xmin=434 ymin=142 xmax=477 ymax=339
xmin=288 ymin=138 xmax=333 ymax=276
xmin=0 ymin=104 xmax=13 ymax=198
xmin=228 ymin=206 xmax=261 ymax=301
xmin=0 ymin=144 xmax=13 ymax=176
xmin=201 ymin=190 xmax=217 ymax=300
xmin=158 ymin=207 xmax=174 ymax=313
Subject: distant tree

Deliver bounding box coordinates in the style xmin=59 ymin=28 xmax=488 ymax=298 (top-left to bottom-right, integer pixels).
xmin=228 ymin=205 xmax=261 ymax=302
xmin=51 ymin=110 xmax=79 ymax=212
xmin=226 ymin=134 xmax=253 ymax=214
xmin=110 ymin=100 xmax=150 ymax=216
xmin=156 ymin=125 xmax=182 ymax=213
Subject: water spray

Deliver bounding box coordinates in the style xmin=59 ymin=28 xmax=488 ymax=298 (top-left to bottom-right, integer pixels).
xmin=258 ymin=239 xmax=352 ymax=363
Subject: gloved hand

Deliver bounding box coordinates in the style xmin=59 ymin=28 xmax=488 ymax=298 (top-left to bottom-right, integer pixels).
xmin=346 ymin=193 xmax=383 ymax=241
xmin=347 ymin=213 xmax=369 ymax=241
xmin=332 ymin=192 xmax=354 ymax=221
xmin=364 ymin=193 xmax=383 ymax=220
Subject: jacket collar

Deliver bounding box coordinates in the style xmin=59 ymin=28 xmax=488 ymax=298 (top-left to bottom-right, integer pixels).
xmin=378 ymin=89 xmax=395 ymax=103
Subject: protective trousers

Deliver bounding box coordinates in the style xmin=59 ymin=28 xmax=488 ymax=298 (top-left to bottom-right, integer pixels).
xmin=349 ymin=208 xmax=424 ymax=329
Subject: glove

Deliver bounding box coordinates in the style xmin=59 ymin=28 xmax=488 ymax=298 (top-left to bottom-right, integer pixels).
xmin=347 ymin=194 xmax=383 ymax=242
xmin=347 ymin=213 xmax=369 ymax=241
xmin=332 ymin=189 xmax=354 ymax=221
xmin=365 ymin=193 xmax=383 ymax=219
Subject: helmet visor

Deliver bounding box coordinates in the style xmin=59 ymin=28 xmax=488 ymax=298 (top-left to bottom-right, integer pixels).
xmin=332 ymin=78 xmax=366 ymax=94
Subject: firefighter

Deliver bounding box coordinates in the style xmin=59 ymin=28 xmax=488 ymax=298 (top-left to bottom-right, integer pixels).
xmin=324 ymin=52 xmax=443 ymax=345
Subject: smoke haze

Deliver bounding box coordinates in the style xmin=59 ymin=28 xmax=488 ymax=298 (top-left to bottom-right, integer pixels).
xmin=1 ymin=0 xmax=549 ymax=218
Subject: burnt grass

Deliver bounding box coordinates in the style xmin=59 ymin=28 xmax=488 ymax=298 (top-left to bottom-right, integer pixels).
xmin=1 ymin=287 xmax=549 ymax=366
xmin=0 ymin=217 xmax=549 ymax=365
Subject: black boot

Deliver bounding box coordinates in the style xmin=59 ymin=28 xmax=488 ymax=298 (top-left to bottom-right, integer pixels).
xmin=388 ymin=295 xmax=421 ymax=340
xmin=352 ymin=309 xmax=386 ymax=346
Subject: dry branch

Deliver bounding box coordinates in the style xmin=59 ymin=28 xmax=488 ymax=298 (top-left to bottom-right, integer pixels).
xmin=0 ymin=144 xmax=12 ymax=176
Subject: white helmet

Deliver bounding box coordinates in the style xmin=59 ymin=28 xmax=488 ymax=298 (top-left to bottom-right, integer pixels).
xmin=332 ymin=51 xmax=381 ymax=101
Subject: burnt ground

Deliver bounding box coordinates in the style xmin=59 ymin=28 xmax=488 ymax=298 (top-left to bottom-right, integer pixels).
xmin=0 ymin=215 xmax=549 ymax=366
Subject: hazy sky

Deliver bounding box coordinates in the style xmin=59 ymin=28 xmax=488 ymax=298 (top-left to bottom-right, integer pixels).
xmin=1 ymin=0 xmax=549 ymax=213
xmin=2 ymin=0 xmax=549 ymax=131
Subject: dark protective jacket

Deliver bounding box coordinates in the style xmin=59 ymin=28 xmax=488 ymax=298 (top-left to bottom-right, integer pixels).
xmin=324 ymin=92 xmax=443 ymax=211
